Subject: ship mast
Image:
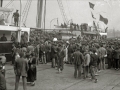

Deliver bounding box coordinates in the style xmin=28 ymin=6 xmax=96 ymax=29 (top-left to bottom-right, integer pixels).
xmin=36 ymin=0 xmax=44 ymax=28
xmin=0 ymin=0 xmax=3 ymax=7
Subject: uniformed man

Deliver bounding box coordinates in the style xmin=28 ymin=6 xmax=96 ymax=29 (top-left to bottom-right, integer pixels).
xmin=12 ymin=10 xmax=19 ymax=26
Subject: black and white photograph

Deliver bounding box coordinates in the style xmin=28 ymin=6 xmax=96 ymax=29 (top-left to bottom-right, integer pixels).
xmin=0 ymin=0 xmax=120 ymax=90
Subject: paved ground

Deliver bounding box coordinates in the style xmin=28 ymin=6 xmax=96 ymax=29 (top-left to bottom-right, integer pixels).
xmin=5 ymin=63 xmax=120 ymax=90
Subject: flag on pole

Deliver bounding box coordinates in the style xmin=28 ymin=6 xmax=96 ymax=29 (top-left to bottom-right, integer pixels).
xmin=93 ymin=21 xmax=97 ymax=31
xmin=91 ymin=12 xmax=96 ymax=19
xmin=89 ymin=2 xmax=95 ymax=10
xmin=99 ymin=15 xmax=108 ymax=25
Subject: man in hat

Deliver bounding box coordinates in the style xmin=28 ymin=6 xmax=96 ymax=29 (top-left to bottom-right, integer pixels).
xmin=89 ymin=48 xmax=98 ymax=83
xmin=98 ymin=44 xmax=107 ymax=70
xmin=57 ymin=44 xmax=65 ymax=73
xmin=68 ymin=44 xmax=74 ymax=64
xmin=113 ymin=46 xmax=120 ymax=70
xmin=14 ymin=52 xmax=28 ymax=90
xmin=12 ymin=10 xmax=19 ymax=26
xmin=107 ymin=45 xmax=113 ymax=69
xmin=51 ymin=43 xmax=58 ymax=68
xmin=45 ymin=41 xmax=51 ymax=63
xmin=0 ymin=34 xmax=7 ymax=41
xmin=40 ymin=43 xmax=46 ymax=64
xmin=73 ymin=47 xmax=84 ymax=78
xmin=83 ymin=50 xmax=90 ymax=79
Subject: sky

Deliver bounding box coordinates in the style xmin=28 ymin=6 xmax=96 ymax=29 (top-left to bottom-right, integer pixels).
xmin=2 ymin=0 xmax=120 ymax=31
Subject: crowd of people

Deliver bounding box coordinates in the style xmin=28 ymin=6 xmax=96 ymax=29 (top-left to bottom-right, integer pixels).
xmin=0 ymin=30 xmax=120 ymax=90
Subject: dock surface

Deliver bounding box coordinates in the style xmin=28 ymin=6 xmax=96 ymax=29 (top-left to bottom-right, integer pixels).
xmin=6 ymin=63 xmax=120 ymax=90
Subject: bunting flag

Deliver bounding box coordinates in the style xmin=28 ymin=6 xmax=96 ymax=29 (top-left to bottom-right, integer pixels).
xmin=89 ymin=2 xmax=95 ymax=10
xmin=93 ymin=21 xmax=97 ymax=31
xmin=99 ymin=15 xmax=108 ymax=25
xmin=91 ymin=12 xmax=96 ymax=19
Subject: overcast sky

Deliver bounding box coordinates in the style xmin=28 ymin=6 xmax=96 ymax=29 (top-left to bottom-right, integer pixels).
xmin=2 ymin=0 xmax=120 ymax=30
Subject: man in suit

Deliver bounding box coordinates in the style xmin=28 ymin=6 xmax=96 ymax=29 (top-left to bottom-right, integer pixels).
xmin=83 ymin=50 xmax=90 ymax=79
xmin=98 ymin=44 xmax=107 ymax=70
xmin=90 ymin=49 xmax=99 ymax=83
xmin=51 ymin=43 xmax=58 ymax=68
xmin=68 ymin=44 xmax=74 ymax=64
xmin=27 ymin=43 xmax=34 ymax=53
xmin=107 ymin=45 xmax=113 ymax=69
xmin=45 ymin=41 xmax=51 ymax=62
xmin=58 ymin=44 xmax=65 ymax=73
xmin=33 ymin=43 xmax=40 ymax=65
xmin=113 ymin=46 xmax=120 ymax=70
xmin=14 ymin=52 xmax=28 ymax=90
xmin=40 ymin=43 xmax=46 ymax=64
xmin=73 ymin=48 xmax=84 ymax=78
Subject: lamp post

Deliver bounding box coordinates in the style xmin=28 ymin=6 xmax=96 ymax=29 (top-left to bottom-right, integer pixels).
xmin=50 ymin=18 xmax=58 ymax=29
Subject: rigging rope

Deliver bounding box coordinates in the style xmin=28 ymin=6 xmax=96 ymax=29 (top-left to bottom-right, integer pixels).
xmin=57 ymin=0 xmax=68 ymax=25
xmin=58 ymin=0 xmax=67 ymax=23
xmin=22 ymin=0 xmax=31 ymax=22
xmin=66 ymin=0 xmax=72 ymax=22
xmin=22 ymin=0 xmax=29 ymax=16
xmin=4 ymin=0 xmax=14 ymax=8
xmin=59 ymin=0 xmax=68 ymax=24
xmin=44 ymin=0 xmax=47 ymax=30
xmin=23 ymin=0 xmax=32 ymax=26
xmin=57 ymin=0 xmax=66 ymax=24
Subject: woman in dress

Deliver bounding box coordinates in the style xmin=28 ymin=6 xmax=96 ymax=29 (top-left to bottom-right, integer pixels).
xmin=27 ymin=52 xmax=36 ymax=86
